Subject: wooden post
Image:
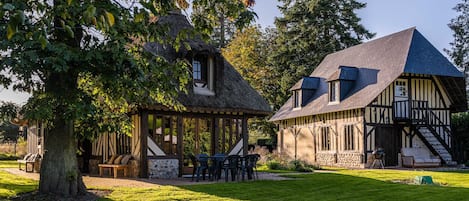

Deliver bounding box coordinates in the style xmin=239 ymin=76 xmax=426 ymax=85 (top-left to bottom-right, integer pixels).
xmin=177 ymin=116 xmax=183 ymax=177
xmin=228 ymin=119 xmax=233 ymax=150
xmin=211 ymin=117 xmax=219 ymax=155
xmin=222 ymin=119 xmax=226 ymax=153
xmin=195 ymin=118 xmax=200 ymax=155
xmin=362 ymin=108 xmax=368 ymax=164
xmin=242 ymin=117 xmax=248 ymax=156
xmin=140 ymin=111 xmax=149 ymax=178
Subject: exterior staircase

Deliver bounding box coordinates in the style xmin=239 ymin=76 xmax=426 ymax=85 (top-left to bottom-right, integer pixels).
xmin=417 ymin=127 xmax=456 ymax=166
xmin=394 ymin=100 xmax=457 ymax=166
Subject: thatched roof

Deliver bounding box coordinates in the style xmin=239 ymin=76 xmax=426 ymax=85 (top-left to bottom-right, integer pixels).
xmin=270 ymin=27 xmax=466 ymax=122
xmin=144 ymin=11 xmax=271 ymax=116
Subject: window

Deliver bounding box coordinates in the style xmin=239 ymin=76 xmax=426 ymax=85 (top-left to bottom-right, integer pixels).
xmin=193 ymin=55 xmax=215 ymax=95
xmin=344 ymin=125 xmax=355 ymax=151
xmin=193 ymin=60 xmax=202 ymax=80
xmin=395 ymin=80 xmax=408 ymax=98
xmin=320 ymin=127 xmax=331 ymax=151
xmin=329 ymin=81 xmax=339 ymax=102
xmin=293 ymin=90 xmax=301 ymax=108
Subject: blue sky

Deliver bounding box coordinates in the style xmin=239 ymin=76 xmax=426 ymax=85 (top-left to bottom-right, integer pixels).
xmin=0 ymin=0 xmax=463 ymax=104
xmin=253 ymin=0 xmax=460 ymax=52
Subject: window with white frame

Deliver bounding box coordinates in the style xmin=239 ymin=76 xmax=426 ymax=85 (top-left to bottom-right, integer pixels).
xmin=321 ymin=127 xmax=331 ymax=151
xmin=329 ymin=81 xmax=339 ymax=103
xmin=344 ymin=124 xmax=355 ymax=150
xmin=293 ymin=90 xmax=300 ymax=108
xmin=193 ymin=55 xmax=215 ymax=95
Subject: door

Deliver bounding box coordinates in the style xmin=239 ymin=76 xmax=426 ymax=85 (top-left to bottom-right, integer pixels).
xmin=375 ymin=127 xmax=401 ymax=166
xmin=394 ymin=79 xmax=409 ymax=119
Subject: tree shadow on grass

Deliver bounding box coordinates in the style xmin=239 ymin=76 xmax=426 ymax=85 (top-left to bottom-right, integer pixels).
xmin=179 ymin=173 xmax=469 ymax=201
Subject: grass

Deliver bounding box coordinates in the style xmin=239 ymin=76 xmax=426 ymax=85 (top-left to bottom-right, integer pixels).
xmin=0 ymin=161 xmax=37 ymax=199
xmin=1 ymin=160 xmax=469 ymax=200
xmin=0 ymin=160 xmax=18 ymax=168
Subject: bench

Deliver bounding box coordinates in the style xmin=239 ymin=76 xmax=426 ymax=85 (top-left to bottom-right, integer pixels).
xmin=98 ymin=164 xmax=129 ymax=178
xmin=17 ymin=153 xmax=41 ymax=172
xmin=401 ymin=147 xmax=441 ymax=168
xmin=98 ymin=154 xmax=132 ymax=178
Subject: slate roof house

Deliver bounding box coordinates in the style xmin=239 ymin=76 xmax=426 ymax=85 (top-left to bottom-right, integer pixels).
xmin=26 ymin=11 xmax=271 ymax=178
xmin=270 ymin=28 xmax=467 ymax=168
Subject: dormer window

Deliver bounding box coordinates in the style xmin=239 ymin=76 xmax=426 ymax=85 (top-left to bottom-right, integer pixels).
xmin=293 ymin=90 xmax=301 ymax=108
xmin=328 ymin=66 xmax=358 ymax=103
xmin=329 ymin=81 xmax=339 ymax=103
xmin=290 ymin=76 xmax=320 ymax=109
xmin=193 ymin=54 xmax=215 ymax=96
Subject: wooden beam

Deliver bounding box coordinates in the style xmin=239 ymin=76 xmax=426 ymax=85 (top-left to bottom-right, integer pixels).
xmin=222 ymin=119 xmax=226 ymax=153
xmin=177 ymin=116 xmax=183 ymax=177
xmin=242 ymin=117 xmax=249 ymax=156
xmin=139 ymin=111 xmax=149 ymax=178
xmin=195 ymin=118 xmax=200 ymax=155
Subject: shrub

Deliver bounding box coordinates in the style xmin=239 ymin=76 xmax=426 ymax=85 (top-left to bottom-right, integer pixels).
xmin=288 ymin=160 xmax=316 ymax=172
xmin=267 ymin=160 xmax=288 ymax=170
xmin=0 ymin=153 xmax=19 ymax=160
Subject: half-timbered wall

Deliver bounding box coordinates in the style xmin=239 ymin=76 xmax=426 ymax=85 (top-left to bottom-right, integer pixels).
xmin=91 ymin=114 xmax=138 ymax=163
xmin=26 ymin=121 xmax=45 ymax=156
xmin=364 ymin=74 xmax=452 ymax=166
xmin=278 ymin=109 xmax=364 ymax=168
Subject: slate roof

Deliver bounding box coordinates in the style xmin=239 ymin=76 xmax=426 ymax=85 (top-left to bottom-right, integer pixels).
xmin=144 ymin=11 xmax=271 ymax=116
xmin=290 ymin=77 xmax=320 ymax=91
xmin=270 ymin=27 xmax=467 ymax=122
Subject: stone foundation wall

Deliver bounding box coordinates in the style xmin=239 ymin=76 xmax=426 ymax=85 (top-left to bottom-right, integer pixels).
xmin=148 ymin=159 xmax=179 ymax=179
xmin=336 ymin=153 xmax=363 ymax=168
xmin=316 ymin=153 xmax=337 ymax=166
xmin=316 ymin=152 xmax=364 ymax=168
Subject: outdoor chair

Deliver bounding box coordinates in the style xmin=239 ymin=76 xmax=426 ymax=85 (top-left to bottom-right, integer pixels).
xmin=222 ymin=155 xmax=240 ymax=182
xmin=210 ymin=153 xmax=226 ymax=181
xmin=240 ymin=154 xmax=257 ymax=180
xmin=194 ymin=153 xmax=210 ymax=182
xmin=189 ymin=154 xmax=197 ymax=181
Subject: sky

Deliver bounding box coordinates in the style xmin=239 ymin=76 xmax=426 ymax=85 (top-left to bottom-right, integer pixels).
xmin=253 ymin=0 xmax=460 ymax=52
xmin=0 ymin=0 xmax=463 ymax=104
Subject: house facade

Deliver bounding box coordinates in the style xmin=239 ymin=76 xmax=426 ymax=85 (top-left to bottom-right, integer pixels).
xmin=26 ymin=11 xmax=271 ymax=178
xmin=270 ymin=28 xmax=467 ymax=168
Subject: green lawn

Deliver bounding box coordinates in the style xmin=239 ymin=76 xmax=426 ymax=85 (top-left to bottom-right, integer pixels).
xmin=1 ymin=160 xmax=469 ymax=200
xmin=107 ymin=169 xmax=469 ymax=201
xmin=0 ymin=161 xmax=38 ymax=199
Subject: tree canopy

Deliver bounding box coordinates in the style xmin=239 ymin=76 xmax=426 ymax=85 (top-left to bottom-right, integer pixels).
xmin=1 ymin=0 xmax=254 ymax=197
xmin=446 ymin=0 xmax=469 ymax=100
xmin=269 ymin=0 xmax=374 ymax=110
xmin=192 ymin=0 xmax=257 ymax=48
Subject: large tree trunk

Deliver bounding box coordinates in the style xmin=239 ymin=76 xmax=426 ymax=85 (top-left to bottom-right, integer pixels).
xmin=39 ymin=118 xmax=86 ymax=196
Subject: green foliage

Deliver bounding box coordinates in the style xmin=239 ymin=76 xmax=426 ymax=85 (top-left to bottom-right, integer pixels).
xmin=0 ymin=0 xmax=251 ymax=138
xmin=222 ymin=26 xmax=278 ymax=139
xmin=267 ymin=160 xmax=288 ymax=170
xmin=0 ymin=154 xmax=19 ymax=160
xmin=288 ymin=160 xmax=316 ymax=172
xmin=268 ymin=0 xmax=375 ymax=110
xmin=192 ymin=0 xmax=257 ymax=48
xmin=452 ymin=112 xmax=469 ymax=161
xmin=446 ymin=0 xmax=469 ymax=99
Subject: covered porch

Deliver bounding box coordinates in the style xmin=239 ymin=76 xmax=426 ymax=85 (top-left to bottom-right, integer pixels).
xmin=89 ymin=109 xmax=253 ymax=179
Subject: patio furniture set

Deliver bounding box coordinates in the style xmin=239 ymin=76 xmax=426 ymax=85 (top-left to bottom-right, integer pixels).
xmin=190 ymin=153 xmax=260 ymax=182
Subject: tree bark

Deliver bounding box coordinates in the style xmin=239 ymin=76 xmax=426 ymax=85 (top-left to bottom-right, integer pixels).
xmin=39 ymin=118 xmax=86 ymax=196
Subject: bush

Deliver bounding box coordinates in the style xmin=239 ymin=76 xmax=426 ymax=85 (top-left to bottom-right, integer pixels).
xmin=288 ymin=160 xmax=316 ymax=172
xmin=0 ymin=153 xmax=19 ymax=160
xmin=267 ymin=160 xmax=288 ymax=170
